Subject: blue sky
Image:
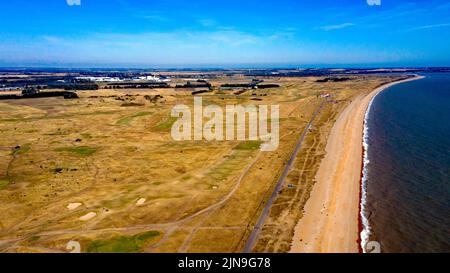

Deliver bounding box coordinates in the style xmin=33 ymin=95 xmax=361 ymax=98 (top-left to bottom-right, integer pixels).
xmin=1 ymin=0 xmax=450 ymax=68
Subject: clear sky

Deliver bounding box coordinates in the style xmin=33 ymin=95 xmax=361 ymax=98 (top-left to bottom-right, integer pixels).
xmin=1 ymin=0 xmax=450 ymax=68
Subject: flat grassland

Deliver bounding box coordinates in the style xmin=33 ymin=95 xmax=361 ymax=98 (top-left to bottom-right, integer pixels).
xmin=0 ymin=75 xmax=402 ymax=253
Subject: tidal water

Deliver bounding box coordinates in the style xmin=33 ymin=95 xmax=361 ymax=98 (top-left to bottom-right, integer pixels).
xmin=362 ymin=73 xmax=450 ymax=253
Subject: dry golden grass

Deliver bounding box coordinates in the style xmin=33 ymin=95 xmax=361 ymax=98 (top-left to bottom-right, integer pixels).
xmin=0 ymin=75 xmax=403 ymax=252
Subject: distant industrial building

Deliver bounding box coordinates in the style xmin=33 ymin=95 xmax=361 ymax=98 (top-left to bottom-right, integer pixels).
xmin=76 ymin=75 xmax=171 ymax=83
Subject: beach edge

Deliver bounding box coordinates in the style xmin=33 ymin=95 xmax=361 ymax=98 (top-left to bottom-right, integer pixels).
xmin=290 ymin=75 xmax=424 ymax=253
xmin=359 ymin=75 xmax=425 ymax=253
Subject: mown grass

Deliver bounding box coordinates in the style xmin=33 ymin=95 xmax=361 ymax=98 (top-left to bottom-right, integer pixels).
xmin=116 ymin=111 xmax=153 ymax=125
xmin=87 ymin=231 xmax=160 ymax=253
xmin=0 ymin=110 xmax=119 ymax=123
xmin=200 ymin=150 xmax=251 ymax=187
xmin=28 ymin=235 xmax=40 ymax=242
xmin=155 ymin=116 xmax=178 ymax=130
xmin=234 ymin=141 xmax=261 ymax=150
xmin=55 ymin=146 xmax=97 ymax=156
xmin=0 ymin=177 xmax=9 ymax=190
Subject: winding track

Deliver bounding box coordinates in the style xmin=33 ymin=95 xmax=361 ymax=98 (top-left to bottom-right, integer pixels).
xmin=0 ymin=99 xmax=325 ymax=253
xmin=0 ymin=150 xmax=263 ymax=251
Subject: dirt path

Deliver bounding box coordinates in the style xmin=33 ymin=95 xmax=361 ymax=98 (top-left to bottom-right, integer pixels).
xmin=0 ymin=150 xmax=263 ymax=252
xmin=243 ymin=100 xmax=327 ymax=253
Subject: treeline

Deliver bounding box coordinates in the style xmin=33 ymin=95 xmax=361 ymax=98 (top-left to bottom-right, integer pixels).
xmin=316 ymin=77 xmax=351 ymax=83
xmin=220 ymin=81 xmax=279 ymax=89
xmin=0 ymin=91 xmax=78 ymax=100
xmin=44 ymin=83 xmax=99 ymax=90
xmin=221 ymin=83 xmax=252 ymax=88
xmin=175 ymin=80 xmax=212 ymax=89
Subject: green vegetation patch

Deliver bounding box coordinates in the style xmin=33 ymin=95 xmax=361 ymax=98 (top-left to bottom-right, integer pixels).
xmin=0 ymin=177 xmax=9 ymax=190
xmin=80 ymin=133 xmax=93 ymax=139
xmin=155 ymin=116 xmax=178 ymax=130
xmin=55 ymin=146 xmax=97 ymax=156
xmin=28 ymin=235 xmax=41 ymax=242
xmin=201 ymin=150 xmax=251 ymax=187
xmin=12 ymin=144 xmax=31 ymax=155
xmin=87 ymin=231 xmax=160 ymax=253
xmin=1 ymin=111 xmax=119 ymax=123
xmin=234 ymin=141 xmax=261 ymax=150
xmin=116 ymin=111 xmax=153 ymax=125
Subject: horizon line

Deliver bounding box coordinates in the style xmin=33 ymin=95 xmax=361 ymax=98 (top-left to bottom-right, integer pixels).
xmin=1 ymin=65 xmax=449 ymax=71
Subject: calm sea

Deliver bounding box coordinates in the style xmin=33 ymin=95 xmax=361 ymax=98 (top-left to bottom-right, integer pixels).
xmin=362 ymin=73 xmax=450 ymax=253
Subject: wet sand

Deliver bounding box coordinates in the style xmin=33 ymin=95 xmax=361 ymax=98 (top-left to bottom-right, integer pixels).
xmin=290 ymin=76 xmax=422 ymax=253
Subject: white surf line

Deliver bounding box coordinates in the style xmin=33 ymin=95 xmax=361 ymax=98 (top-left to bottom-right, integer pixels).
xmin=360 ymin=75 xmax=425 ymax=253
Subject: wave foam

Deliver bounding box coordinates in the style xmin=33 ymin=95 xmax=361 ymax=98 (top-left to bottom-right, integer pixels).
xmin=360 ymin=89 xmax=382 ymax=253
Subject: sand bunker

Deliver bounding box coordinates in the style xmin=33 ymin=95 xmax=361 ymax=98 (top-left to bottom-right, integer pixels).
xmin=79 ymin=212 xmax=96 ymax=221
xmin=136 ymin=198 xmax=146 ymax=206
xmin=67 ymin=203 xmax=82 ymax=210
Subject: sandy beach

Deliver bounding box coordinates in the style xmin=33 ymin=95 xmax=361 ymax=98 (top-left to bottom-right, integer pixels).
xmin=290 ymin=76 xmax=423 ymax=253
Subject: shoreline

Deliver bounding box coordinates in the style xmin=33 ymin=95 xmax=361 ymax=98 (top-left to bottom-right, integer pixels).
xmin=290 ymin=75 xmax=424 ymax=253
xmin=359 ymin=75 xmax=425 ymax=253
